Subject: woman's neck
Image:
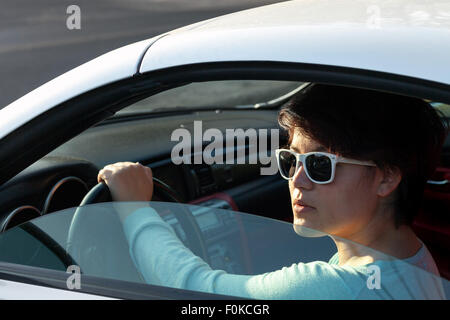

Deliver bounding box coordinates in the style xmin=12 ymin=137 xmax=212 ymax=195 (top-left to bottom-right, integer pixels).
xmin=332 ymin=221 xmax=422 ymax=267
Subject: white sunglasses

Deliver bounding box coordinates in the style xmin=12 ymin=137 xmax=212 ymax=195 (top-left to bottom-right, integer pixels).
xmin=275 ymin=149 xmax=376 ymax=184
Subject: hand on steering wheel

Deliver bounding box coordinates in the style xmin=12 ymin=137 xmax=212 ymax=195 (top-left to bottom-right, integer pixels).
xmin=97 ymin=162 xmax=154 ymax=202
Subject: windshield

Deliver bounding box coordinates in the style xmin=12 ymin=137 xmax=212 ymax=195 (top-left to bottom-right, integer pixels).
xmin=0 ymin=202 xmax=447 ymax=299
xmin=116 ymin=80 xmax=305 ymax=115
xmin=115 ymin=82 xmax=450 ymax=119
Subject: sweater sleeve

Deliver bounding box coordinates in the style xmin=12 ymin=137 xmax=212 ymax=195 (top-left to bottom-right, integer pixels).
xmin=122 ymin=206 xmax=366 ymax=299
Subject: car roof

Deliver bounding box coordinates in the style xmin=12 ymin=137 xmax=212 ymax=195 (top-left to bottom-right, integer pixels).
xmin=1 ymin=0 xmax=449 ymax=140
xmin=140 ymin=0 xmax=450 ymax=84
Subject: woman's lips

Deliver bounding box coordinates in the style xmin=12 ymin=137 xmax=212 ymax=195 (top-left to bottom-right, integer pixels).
xmin=293 ymin=200 xmax=315 ymax=213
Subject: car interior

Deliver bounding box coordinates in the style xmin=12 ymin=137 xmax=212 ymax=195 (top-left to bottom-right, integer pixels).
xmin=0 ymin=74 xmax=448 ymax=285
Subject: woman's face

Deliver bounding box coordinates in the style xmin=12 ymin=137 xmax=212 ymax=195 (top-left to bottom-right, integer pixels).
xmin=288 ymin=128 xmax=382 ymax=239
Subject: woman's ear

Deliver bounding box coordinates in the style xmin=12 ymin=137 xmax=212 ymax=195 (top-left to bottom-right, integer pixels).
xmin=377 ymin=166 xmax=402 ymax=197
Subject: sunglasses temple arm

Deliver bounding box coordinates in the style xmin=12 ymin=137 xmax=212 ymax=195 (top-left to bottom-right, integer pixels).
xmin=338 ymin=157 xmax=376 ymax=167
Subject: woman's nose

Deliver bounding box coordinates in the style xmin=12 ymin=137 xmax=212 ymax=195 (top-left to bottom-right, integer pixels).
xmin=291 ymin=162 xmax=313 ymax=189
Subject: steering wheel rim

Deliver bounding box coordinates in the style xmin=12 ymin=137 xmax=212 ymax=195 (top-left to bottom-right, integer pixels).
xmin=66 ymin=178 xmax=209 ymax=278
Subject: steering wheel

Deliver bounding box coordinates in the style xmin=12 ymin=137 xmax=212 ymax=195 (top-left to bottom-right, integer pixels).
xmin=66 ymin=177 xmax=209 ymax=280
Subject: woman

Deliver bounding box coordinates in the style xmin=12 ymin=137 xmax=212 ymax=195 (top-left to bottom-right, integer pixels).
xmin=98 ymin=84 xmax=447 ymax=299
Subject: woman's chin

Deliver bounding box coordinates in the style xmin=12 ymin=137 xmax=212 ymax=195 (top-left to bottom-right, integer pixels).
xmin=293 ymin=211 xmax=327 ymax=237
xmin=293 ymin=216 xmax=315 ymax=229
xmin=292 ymin=223 xmax=328 ymax=238
xmin=293 ymin=209 xmax=316 ymax=228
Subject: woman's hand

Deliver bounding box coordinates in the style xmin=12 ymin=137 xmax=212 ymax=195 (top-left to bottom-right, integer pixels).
xmin=97 ymin=162 xmax=154 ymax=202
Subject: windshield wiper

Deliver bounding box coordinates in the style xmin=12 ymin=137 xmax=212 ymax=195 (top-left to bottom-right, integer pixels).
xmin=149 ymin=106 xmax=193 ymax=113
xmin=234 ymin=82 xmax=311 ymax=110
xmin=113 ymin=106 xmax=238 ymax=118
xmin=100 ymin=107 xmax=229 ymax=125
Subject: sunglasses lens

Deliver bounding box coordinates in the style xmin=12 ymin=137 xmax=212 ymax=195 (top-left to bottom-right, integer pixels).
xmin=278 ymin=150 xmax=297 ymax=178
xmin=305 ymin=154 xmax=332 ymax=182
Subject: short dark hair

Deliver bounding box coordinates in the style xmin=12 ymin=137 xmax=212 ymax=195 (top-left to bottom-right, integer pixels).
xmin=278 ymin=83 xmax=447 ymax=228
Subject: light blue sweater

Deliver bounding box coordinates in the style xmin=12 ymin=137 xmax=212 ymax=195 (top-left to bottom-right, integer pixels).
xmin=123 ymin=207 xmax=446 ymax=299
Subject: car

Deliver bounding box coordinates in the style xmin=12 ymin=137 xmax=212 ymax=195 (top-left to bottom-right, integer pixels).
xmin=0 ymin=0 xmax=449 ymax=300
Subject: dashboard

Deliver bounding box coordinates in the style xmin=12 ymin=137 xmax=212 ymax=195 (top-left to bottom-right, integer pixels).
xmin=0 ymin=153 xmax=279 ymax=228
xmin=0 ymin=156 xmax=98 ymax=231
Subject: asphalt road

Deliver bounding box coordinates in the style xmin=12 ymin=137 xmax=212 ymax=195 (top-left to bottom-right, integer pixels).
xmin=0 ymin=0 xmax=286 ymax=109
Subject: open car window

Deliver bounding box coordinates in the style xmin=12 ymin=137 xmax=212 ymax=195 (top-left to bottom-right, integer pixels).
xmin=0 ymin=202 xmax=447 ymax=299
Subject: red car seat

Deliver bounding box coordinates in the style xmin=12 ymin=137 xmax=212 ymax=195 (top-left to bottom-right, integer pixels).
xmin=412 ymin=167 xmax=450 ymax=280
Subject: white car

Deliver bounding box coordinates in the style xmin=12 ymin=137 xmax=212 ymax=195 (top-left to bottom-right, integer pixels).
xmin=0 ymin=0 xmax=449 ymax=299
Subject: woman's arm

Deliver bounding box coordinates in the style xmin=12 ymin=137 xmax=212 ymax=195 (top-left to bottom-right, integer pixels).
xmin=122 ymin=206 xmax=360 ymax=299
xmin=123 ymin=206 xmax=252 ymax=296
